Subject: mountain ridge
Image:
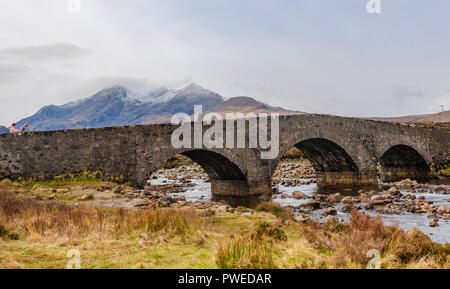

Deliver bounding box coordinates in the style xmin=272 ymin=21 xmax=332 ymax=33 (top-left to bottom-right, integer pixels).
xmin=6 ymin=83 xmax=448 ymax=132
xmin=15 ymin=83 xmax=295 ymax=131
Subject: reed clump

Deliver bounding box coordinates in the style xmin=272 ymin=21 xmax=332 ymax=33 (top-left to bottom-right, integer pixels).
xmin=301 ymin=209 xmax=450 ymax=268
xmin=215 ymin=221 xmax=287 ymax=269
xmin=255 ymin=202 xmax=293 ymax=222
xmin=0 ymin=192 xmax=199 ymax=242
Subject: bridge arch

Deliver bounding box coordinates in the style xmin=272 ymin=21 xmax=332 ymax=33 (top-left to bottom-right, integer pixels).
xmin=146 ymin=149 xmax=250 ymax=196
xmin=272 ymin=138 xmax=370 ymax=187
xmin=293 ymin=138 xmax=358 ymax=173
xmin=180 ymin=150 xmax=246 ymax=181
xmin=379 ymin=144 xmax=430 ymax=182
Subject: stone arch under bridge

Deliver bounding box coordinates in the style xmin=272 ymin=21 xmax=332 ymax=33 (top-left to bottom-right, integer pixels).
xmin=0 ymin=114 xmax=448 ymax=196
xmin=270 ymin=137 xmax=366 ymax=188
xmin=379 ymin=144 xmax=431 ymax=182
xmin=144 ymin=149 xmax=252 ymax=196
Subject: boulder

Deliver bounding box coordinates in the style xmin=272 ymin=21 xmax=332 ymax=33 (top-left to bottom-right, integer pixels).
xmin=435 ymin=187 xmax=448 ymax=193
xmin=436 ymin=206 xmax=449 ymax=216
xmin=370 ymin=195 xmax=383 ymax=201
xmin=294 ymin=214 xmax=309 ymax=222
xmin=326 ymin=194 xmax=340 ymax=203
xmin=395 ymin=179 xmax=418 ymax=189
xmin=341 ymin=204 xmax=357 ymax=213
xmin=429 ymin=220 xmax=439 ymax=227
xmin=387 ymin=187 xmax=399 ymax=195
xmin=297 ymin=201 xmax=321 ymax=212
xmin=367 ymin=199 xmax=391 ymax=210
xmin=79 ymin=194 xmax=94 ymax=201
xmin=341 ymin=196 xmax=356 ymax=204
xmin=322 ymin=207 xmax=337 ymax=216
xmin=359 ymin=193 xmax=369 ymax=202
xmin=292 ymin=191 xmax=307 ymax=199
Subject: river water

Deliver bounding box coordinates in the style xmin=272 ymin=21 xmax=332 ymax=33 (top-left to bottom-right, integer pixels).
xmin=149 ymin=177 xmax=450 ymax=243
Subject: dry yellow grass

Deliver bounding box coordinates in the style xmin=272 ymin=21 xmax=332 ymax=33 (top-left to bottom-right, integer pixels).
xmin=0 ymin=185 xmax=448 ymax=269
xmin=0 ymin=191 xmax=198 ymax=243
xmin=300 ymin=210 xmax=450 ymax=268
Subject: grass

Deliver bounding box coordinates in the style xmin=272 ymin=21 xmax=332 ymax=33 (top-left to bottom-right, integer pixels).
xmin=0 ymin=181 xmax=448 ymax=269
xmin=255 ymin=202 xmax=294 ymax=222
xmin=15 ymin=170 xmax=104 ymax=187
xmin=215 ymin=222 xmax=287 ymax=269
xmin=0 ymin=191 xmax=198 ymax=241
xmin=298 ymin=210 xmax=450 ymax=268
xmin=254 ymin=221 xmax=287 ymax=241
xmin=0 ymin=224 xmax=20 ymax=240
xmin=216 ymin=233 xmax=276 ymax=269
xmin=0 ymin=172 xmax=126 ymax=203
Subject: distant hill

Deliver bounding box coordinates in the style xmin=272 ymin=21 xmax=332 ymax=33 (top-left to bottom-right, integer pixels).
xmin=16 ymin=83 xmax=298 ymax=131
xmin=0 ymin=126 xmax=8 ymax=134
xmin=368 ymin=110 xmax=450 ymax=123
xmin=206 ymin=96 xmax=302 ymax=116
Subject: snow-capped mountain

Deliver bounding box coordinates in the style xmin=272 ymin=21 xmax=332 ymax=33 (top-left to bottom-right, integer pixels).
xmin=15 ymin=82 xmax=300 ymax=131
xmin=0 ymin=126 xmax=9 ymax=134
xmin=16 ymin=83 xmax=225 ymax=131
xmin=132 ymin=86 xmax=175 ymax=104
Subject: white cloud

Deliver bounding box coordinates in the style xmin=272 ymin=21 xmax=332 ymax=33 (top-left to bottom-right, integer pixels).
xmin=0 ymin=0 xmax=450 ymax=124
xmin=0 ymin=43 xmax=92 ymax=62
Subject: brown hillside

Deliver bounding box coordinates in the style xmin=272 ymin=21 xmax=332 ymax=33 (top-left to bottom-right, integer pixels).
xmin=368 ymin=110 xmax=450 ymax=123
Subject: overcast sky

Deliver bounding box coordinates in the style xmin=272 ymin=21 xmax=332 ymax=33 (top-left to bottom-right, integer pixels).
xmin=0 ymin=0 xmax=449 ymax=125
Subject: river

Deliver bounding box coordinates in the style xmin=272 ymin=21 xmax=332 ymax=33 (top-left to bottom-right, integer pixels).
xmin=149 ymin=176 xmax=450 ymax=243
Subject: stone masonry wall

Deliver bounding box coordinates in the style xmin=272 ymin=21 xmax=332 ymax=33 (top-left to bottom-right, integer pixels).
xmin=0 ymin=114 xmax=448 ymax=196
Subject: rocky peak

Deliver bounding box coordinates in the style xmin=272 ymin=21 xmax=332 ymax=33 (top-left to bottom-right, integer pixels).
xmin=175 ymin=83 xmax=215 ymax=97
xmin=92 ymin=86 xmax=129 ymax=100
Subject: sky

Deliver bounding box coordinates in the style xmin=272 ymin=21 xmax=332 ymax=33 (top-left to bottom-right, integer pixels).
xmin=0 ymin=0 xmax=449 ymax=125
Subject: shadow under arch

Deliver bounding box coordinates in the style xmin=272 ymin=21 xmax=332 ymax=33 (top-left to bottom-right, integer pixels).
xmin=295 ymin=138 xmax=359 ymax=173
xmin=379 ymin=144 xmax=430 ymax=182
xmin=180 ymin=150 xmax=246 ymax=181
xmin=153 ymin=149 xmax=250 ymax=196
xmin=273 ymin=138 xmax=370 ymax=187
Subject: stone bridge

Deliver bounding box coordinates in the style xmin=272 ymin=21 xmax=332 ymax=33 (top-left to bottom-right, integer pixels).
xmin=0 ymin=114 xmax=448 ymax=196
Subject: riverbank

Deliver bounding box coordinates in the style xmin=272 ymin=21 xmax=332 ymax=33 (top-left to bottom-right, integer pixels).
xmin=144 ymin=158 xmax=450 ymax=243
xmin=0 ymin=177 xmax=449 ymax=269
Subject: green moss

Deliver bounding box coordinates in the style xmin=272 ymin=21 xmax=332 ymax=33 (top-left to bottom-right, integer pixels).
xmin=160 ymin=157 xmax=181 ymax=169
xmin=439 ymin=166 xmax=450 ymax=176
